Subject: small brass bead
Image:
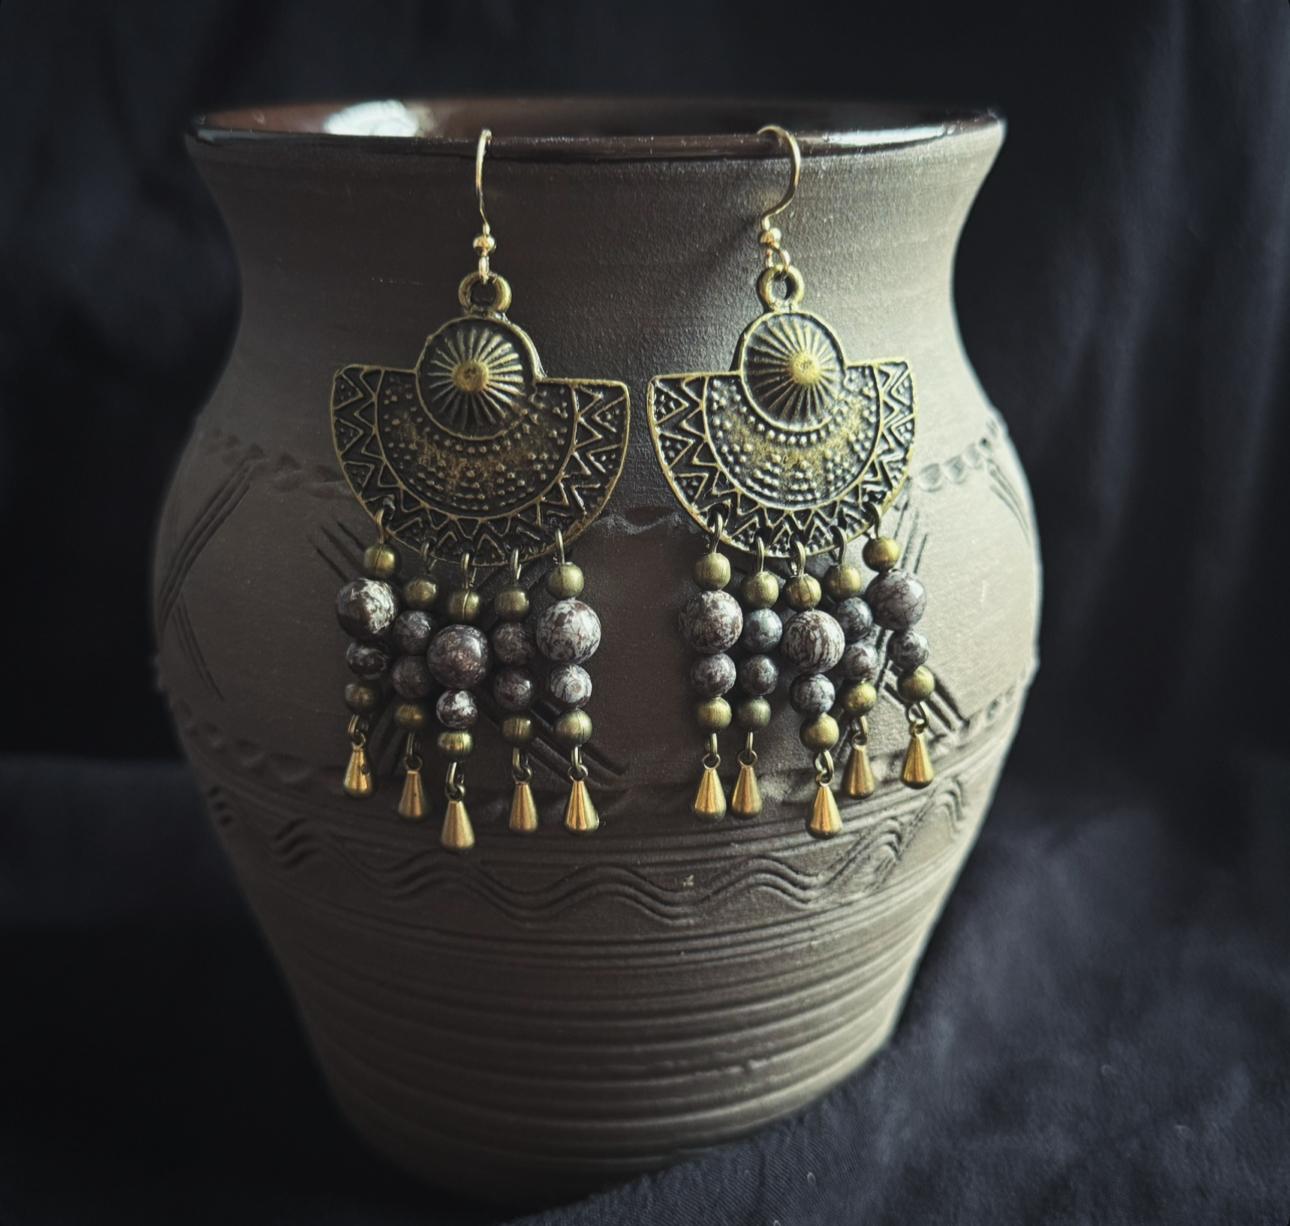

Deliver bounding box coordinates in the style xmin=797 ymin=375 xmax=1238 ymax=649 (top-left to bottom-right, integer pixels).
xmin=493 ymin=584 xmax=530 ymax=622
xmin=403 ymin=576 xmax=438 ymax=611
xmin=554 ymin=708 xmax=593 ymax=748
xmin=863 ymin=536 xmax=901 ymax=572
xmin=741 ymin=569 xmax=780 ymax=610
xmin=736 ymin=697 xmax=772 ymax=731
xmin=344 ymin=682 xmax=381 ymax=715
xmin=785 ymin=573 xmax=822 ymax=611
xmin=693 ymin=552 xmax=732 ymax=591
xmin=363 ymin=543 xmax=399 ymax=581
xmin=446 ymin=588 xmax=482 ymax=624
xmin=546 ymin=562 xmax=585 ymax=599
xmin=393 ymin=700 xmax=429 ymax=731
xmin=896 ymin=665 xmax=936 ymax=703
xmin=839 ymin=680 xmax=878 ymax=717
xmin=500 ymin=714 xmax=536 ymax=746
xmin=473 ymin=233 xmax=497 ymax=255
xmin=800 ymin=713 xmax=841 ymax=753
xmin=436 ymin=729 xmax=474 ymax=760
xmin=823 ymin=563 xmax=864 ymax=601
xmin=696 ymin=696 xmax=733 ymax=732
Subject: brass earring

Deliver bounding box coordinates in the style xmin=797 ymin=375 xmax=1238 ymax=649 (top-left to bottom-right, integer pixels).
xmin=329 ymin=129 xmax=630 ymax=850
xmin=647 ymin=125 xmax=932 ymax=836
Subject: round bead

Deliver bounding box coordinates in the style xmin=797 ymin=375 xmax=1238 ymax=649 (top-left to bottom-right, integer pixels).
xmin=839 ymin=681 xmax=878 ymax=717
xmin=336 ymin=579 xmax=399 ymax=642
xmin=536 ymin=599 xmax=602 ymax=664
xmin=491 ymin=620 xmax=536 ymax=666
xmin=363 ymin=543 xmax=399 ymax=580
xmin=390 ymin=610 xmax=434 ymax=656
xmin=554 ymin=708 xmax=593 ymax=747
xmin=344 ymin=682 xmax=381 ymax=715
xmin=393 ymin=700 xmax=429 ymax=732
xmin=834 ymin=596 xmax=874 ymax=642
xmin=738 ymin=653 xmax=779 ymax=698
xmin=391 ymin=655 xmax=432 ymax=699
xmin=741 ymin=607 xmax=782 ymax=653
xmin=696 ymin=697 xmax=732 ymax=732
xmin=346 ymin=640 xmax=390 ymax=682
xmin=866 ymin=570 xmax=927 ymax=631
xmin=547 ymin=663 xmax=593 ymax=710
xmin=863 ymin=536 xmax=901 ymax=572
xmin=897 ymin=665 xmax=936 ymax=704
xmin=689 ymin=653 xmax=736 ymax=698
xmin=679 ymin=590 xmax=742 ymax=654
xmin=436 ymin=689 xmax=478 ymax=729
xmin=500 ymin=714 xmax=535 ymax=746
xmin=546 ymin=562 xmax=585 ymax=599
xmin=736 ymin=697 xmax=772 ymax=731
xmin=493 ymin=584 xmax=530 ymax=622
xmin=888 ymin=629 xmax=931 ymax=671
xmin=427 ymin=625 xmax=491 ymax=689
xmin=800 ymin=713 xmax=841 ymax=753
xmin=780 ymin=610 xmax=846 ymax=675
xmin=741 ymin=569 xmax=781 ymax=610
xmin=790 ymin=673 xmax=836 ymax=716
xmin=822 ymin=563 xmax=864 ymax=601
xmin=841 ymin=640 xmax=880 ymax=683
xmin=403 ymin=576 xmax=438 ymax=611
xmin=785 ymin=573 xmax=822 ymax=611
xmin=493 ymin=667 xmax=537 ymax=713
xmin=693 ymin=552 xmax=732 ymax=591
xmin=446 ymin=588 xmax=482 ymax=625
xmin=437 ymin=729 xmax=474 ymax=759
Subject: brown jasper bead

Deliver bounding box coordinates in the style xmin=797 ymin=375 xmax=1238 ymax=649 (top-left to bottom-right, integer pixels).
xmin=736 ymin=697 xmax=772 ymax=730
xmin=790 ymin=673 xmax=835 ymax=716
xmin=780 ymin=609 xmax=846 ymax=675
xmin=693 ymin=552 xmax=732 ymax=591
xmin=741 ymin=569 xmax=780 ymax=610
xmin=740 ymin=608 xmax=782 ymax=653
xmin=841 ymin=640 xmax=880 ymax=683
xmin=738 ymin=653 xmax=779 ymax=698
xmin=785 ymin=573 xmax=822 ymax=611
xmin=336 ymin=578 xmax=399 ymax=642
xmin=390 ymin=610 xmax=434 ymax=657
xmin=865 ymin=569 xmax=927 ymax=631
xmin=679 ymin=590 xmax=742 ymax=654
xmin=427 ymin=625 xmax=491 ymax=689
xmin=500 ymin=714 xmax=536 ymax=746
xmin=834 ymin=596 xmax=875 ymax=642
xmin=437 ymin=729 xmax=474 ymax=760
xmin=897 ymin=665 xmax=936 ymax=703
xmin=493 ymin=584 xmax=530 ymax=622
xmin=800 ymin=713 xmax=841 ymax=753
xmin=689 ymin=652 xmax=736 ymax=698
xmin=344 ymin=682 xmax=381 ymax=715
xmin=554 ymin=708 xmax=593 ymax=748
xmin=536 ymin=599 xmax=602 ymax=664
xmin=494 ymin=667 xmax=538 ymax=713
xmin=363 ymin=543 xmax=399 ymax=580
xmin=436 ymin=689 xmax=479 ymax=730
xmin=888 ymin=629 xmax=931 ymax=671
xmin=822 ymin=563 xmax=864 ymax=601
xmin=862 ymin=536 xmax=902 ymax=572
xmin=393 ymin=700 xmax=429 ymax=732
xmin=346 ymin=640 xmax=390 ymax=682
xmin=391 ymin=656 xmax=432 ymax=699
xmin=403 ymin=575 xmax=438 ymax=611
xmin=491 ymin=620 xmax=536 ymax=666
xmin=839 ymin=681 xmax=878 ymax=717
xmin=695 ymin=697 xmax=732 ymax=732
xmin=547 ymin=663 xmax=593 ymax=710
xmin=546 ymin=562 xmax=585 ymax=600
xmin=446 ymin=588 xmax=482 ymax=625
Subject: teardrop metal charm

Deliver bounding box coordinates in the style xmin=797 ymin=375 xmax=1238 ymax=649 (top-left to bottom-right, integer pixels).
xmin=842 ymin=741 xmax=876 ymax=799
xmin=730 ymin=761 xmax=762 ymax=818
xmin=901 ymin=728 xmax=934 ymax=789
xmin=343 ymin=743 xmax=374 ymax=798
xmin=397 ymin=766 xmax=426 ymax=819
xmin=807 ymin=782 xmax=843 ymax=838
xmin=564 ymin=777 xmax=600 ymax=833
xmin=692 ymin=765 xmax=727 ymax=822
xmin=440 ymin=798 xmax=476 ymax=852
xmin=509 ymin=779 xmax=539 ymax=833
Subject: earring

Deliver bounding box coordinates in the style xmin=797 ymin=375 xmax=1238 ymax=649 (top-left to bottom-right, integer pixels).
xmin=329 ymin=129 xmax=630 ymax=850
xmin=647 ymin=125 xmax=929 ymax=836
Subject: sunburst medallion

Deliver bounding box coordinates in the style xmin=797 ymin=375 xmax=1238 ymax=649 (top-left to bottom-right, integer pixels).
xmin=416 ymin=318 xmax=534 ymax=438
xmin=741 ymin=311 xmax=845 ymax=427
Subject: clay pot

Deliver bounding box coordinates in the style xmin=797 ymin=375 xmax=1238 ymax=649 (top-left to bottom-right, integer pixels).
xmin=156 ymin=98 xmax=1040 ymax=1206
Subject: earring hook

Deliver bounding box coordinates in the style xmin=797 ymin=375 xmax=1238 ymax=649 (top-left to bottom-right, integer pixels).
xmin=459 ymin=128 xmax=512 ymax=314
xmin=757 ymin=124 xmax=801 ymax=230
xmin=475 ymin=128 xmax=492 ymax=239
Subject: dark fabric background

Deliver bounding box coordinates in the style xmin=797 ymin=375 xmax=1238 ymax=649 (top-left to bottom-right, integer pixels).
xmin=1 ymin=0 xmax=1288 ymax=1222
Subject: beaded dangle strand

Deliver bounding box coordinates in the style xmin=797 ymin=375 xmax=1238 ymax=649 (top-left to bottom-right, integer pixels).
xmin=729 ymin=537 xmax=779 ymax=819
xmin=488 ymin=550 xmax=540 ymax=833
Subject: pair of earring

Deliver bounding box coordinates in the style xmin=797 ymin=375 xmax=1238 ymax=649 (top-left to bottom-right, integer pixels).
xmin=329 ymin=126 xmax=933 ymax=853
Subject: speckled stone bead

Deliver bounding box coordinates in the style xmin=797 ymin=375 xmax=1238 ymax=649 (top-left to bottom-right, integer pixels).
xmin=491 ymin=620 xmax=536 ymax=667
xmin=390 ymin=610 xmax=434 ymax=657
xmin=834 ymin=597 xmax=874 ymax=642
xmin=427 ymin=625 xmax=491 ymax=689
xmin=740 ymin=607 xmax=782 ymax=654
xmin=547 ymin=663 xmax=593 ymax=710
xmin=391 ymin=655 xmax=432 ymax=699
xmin=888 ymin=629 xmax=931 ymax=671
xmin=346 ymin=640 xmax=390 ymax=682
xmin=865 ymin=569 xmax=927 ymax=632
xmin=841 ymin=640 xmax=880 ymax=683
xmin=780 ymin=609 xmax=846 ymax=675
xmin=790 ymin=673 xmax=836 ymax=716
xmin=336 ymin=578 xmax=399 ymax=642
xmin=436 ymin=689 xmax=478 ymax=729
xmin=678 ymin=590 xmax=742 ymax=654
xmin=493 ymin=667 xmax=537 ymax=713
xmin=689 ymin=652 xmax=736 ymax=698
xmin=536 ymin=599 xmax=602 ymax=664
xmin=738 ymin=653 xmax=779 ymax=698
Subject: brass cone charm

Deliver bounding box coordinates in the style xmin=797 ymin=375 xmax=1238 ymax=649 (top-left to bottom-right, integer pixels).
xmin=440 ymin=798 xmax=476 ymax=852
xmin=692 ymin=764 xmax=727 ymax=821
xmin=397 ymin=767 xmax=426 ymax=819
xmin=842 ymin=742 xmax=876 ymax=799
xmin=343 ymin=743 xmax=374 ymax=798
xmin=807 ymin=781 xmax=843 ymax=838
xmin=730 ymin=761 xmax=762 ymax=818
xmin=509 ymin=779 xmax=539 ymax=833
xmin=564 ymin=777 xmax=600 ymax=833
xmin=901 ymin=728 xmax=935 ymax=789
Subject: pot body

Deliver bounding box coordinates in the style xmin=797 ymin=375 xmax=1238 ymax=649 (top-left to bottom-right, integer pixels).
xmin=155 ymin=99 xmax=1040 ymax=1205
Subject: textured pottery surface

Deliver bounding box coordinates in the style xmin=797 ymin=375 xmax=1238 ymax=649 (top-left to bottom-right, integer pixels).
xmin=155 ymin=98 xmax=1041 ymax=1205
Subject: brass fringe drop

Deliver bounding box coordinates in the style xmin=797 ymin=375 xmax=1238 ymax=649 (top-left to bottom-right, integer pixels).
xmin=564 ymin=777 xmax=600 ymax=833
xmin=509 ymin=779 xmax=539 ymax=833
xmin=807 ymin=782 xmax=843 ymax=838
xmin=343 ymin=742 xmax=374 ymax=798
xmin=730 ymin=760 xmax=762 ymax=818
xmin=440 ymin=798 xmax=475 ymax=852
xmin=397 ymin=766 xmax=426 ymax=819
xmin=692 ymin=764 xmax=727 ymax=821
xmin=901 ymin=727 xmax=935 ymax=789
xmin=842 ymin=738 xmax=876 ymax=799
